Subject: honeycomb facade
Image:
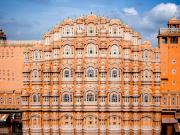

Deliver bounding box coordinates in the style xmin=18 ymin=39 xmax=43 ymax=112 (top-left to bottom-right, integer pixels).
xmin=20 ymin=14 xmax=161 ymax=135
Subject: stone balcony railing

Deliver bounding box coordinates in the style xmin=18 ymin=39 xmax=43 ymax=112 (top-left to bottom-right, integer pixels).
xmin=159 ymin=28 xmax=180 ymax=34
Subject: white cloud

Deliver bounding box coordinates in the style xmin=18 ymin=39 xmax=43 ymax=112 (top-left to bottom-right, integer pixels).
xmin=108 ymin=3 xmax=179 ymax=46
xmin=139 ymin=3 xmax=179 ymax=28
xmin=150 ymin=3 xmax=179 ymax=22
xmin=122 ymin=7 xmax=138 ymax=15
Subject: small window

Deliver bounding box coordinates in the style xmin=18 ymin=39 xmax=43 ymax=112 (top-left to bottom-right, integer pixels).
xmin=87 ymin=68 xmax=95 ymax=78
xmin=112 ymin=70 xmax=117 ymax=78
xmin=44 ymin=97 xmax=49 ymax=102
xmin=64 ymin=70 xmax=70 ymax=78
xmin=112 ymin=94 xmax=118 ymax=102
xmin=162 ymin=97 xmax=167 ymax=105
xmin=143 ymin=95 xmax=149 ymax=103
xmin=162 ymin=37 xmax=167 ymax=44
xmin=172 ymin=69 xmax=176 ymax=74
xmin=87 ymin=93 xmax=94 ymax=102
xmin=90 ymin=49 xmax=93 ymax=54
xmin=172 ymin=59 xmax=176 ymax=64
xmin=171 ymin=37 xmax=178 ymax=44
xmin=63 ymin=94 xmax=71 ymax=102
xmin=172 ymin=80 xmax=176 ymax=86
xmin=33 ymin=94 xmax=40 ymax=102
xmin=133 ymin=97 xmax=138 ymax=102
xmin=171 ymin=96 xmax=176 ymax=105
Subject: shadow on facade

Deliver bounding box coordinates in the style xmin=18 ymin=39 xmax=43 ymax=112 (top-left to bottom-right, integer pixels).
xmin=0 ymin=113 xmax=22 ymax=134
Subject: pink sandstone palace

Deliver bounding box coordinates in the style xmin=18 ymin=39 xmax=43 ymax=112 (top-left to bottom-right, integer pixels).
xmin=0 ymin=14 xmax=180 ymax=135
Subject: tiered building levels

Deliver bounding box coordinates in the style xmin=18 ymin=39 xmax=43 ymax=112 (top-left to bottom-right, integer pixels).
xmin=158 ymin=17 xmax=180 ymax=134
xmin=22 ymin=14 xmax=161 ymax=135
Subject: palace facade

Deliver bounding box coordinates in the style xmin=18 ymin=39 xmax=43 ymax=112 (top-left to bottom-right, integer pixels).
xmin=21 ymin=14 xmax=161 ymax=135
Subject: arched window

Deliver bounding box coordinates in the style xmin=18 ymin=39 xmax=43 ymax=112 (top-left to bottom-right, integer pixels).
xmin=85 ymin=92 xmax=96 ymax=102
xmin=112 ymin=94 xmax=118 ymax=102
xmin=63 ymin=94 xmax=69 ymax=102
xmin=86 ymin=44 xmax=97 ymax=56
xmin=24 ymin=52 xmax=29 ymax=62
xmin=113 ymin=27 xmax=117 ymax=35
xmin=62 ymin=93 xmax=72 ymax=102
xmin=144 ymin=95 xmax=149 ymax=102
xmin=33 ymin=69 xmax=38 ymax=78
xmin=143 ymin=94 xmax=150 ymax=103
xmin=86 ymin=67 xmax=96 ymax=78
xmin=61 ymin=115 xmax=73 ymax=127
xmin=33 ymin=50 xmax=41 ymax=60
xmin=33 ymin=94 xmax=40 ymax=102
xmin=142 ymin=50 xmax=148 ymax=61
xmin=110 ymin=45 xmax=119 ymax=56
xmin=32 ymin=118 xmax=38 ymax=128
xmin=63 ymin=45 xmax=72 ymax=56
xmin=109 ymin=93 xmax=120 ymax=102
xmin=87 ymin=93 xmax=94 ymax=101
xmin=142 ymin=70 xmax=149 ymax=80
xmin=85 ymin=115 xmax=97 ymax=128
xmin=142 ymin=116 xmax=152 ymax=129
xmin=111 ymin=69 xmax=120 ymax=78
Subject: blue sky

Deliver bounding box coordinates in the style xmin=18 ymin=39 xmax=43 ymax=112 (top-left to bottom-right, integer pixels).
xmin=0 ymin=0 xmax=180 ymax=46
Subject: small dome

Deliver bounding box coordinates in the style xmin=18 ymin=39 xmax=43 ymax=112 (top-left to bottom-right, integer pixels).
xmin=63 ymin=18 xmax=74 ymax=25
xmin=110 ymin=19 xmax=122 ymax=25
xmin=85 ymin=13 xmax=98 ymax=24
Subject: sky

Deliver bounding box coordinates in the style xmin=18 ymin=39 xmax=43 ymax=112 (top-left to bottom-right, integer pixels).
xmin=0 ymin=0 xmax=180 ymax=46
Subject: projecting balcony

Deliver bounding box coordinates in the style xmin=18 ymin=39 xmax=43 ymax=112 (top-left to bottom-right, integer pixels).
xmin=52 ymin=77 xmax=59 ymax=83
xmin=159 ymin=28 xmax=180 ymax=35
xmin=51 ymin=102 xmax=59 ymax=108
xmin=108 ymin=78 xmax=121 ymax=82
xmin=30 ymin=127 xmax=42 ymax=133
xmin=141 ymin=126 xmax=153 ymax=131
xmin=22 ymin=101 xmax=28 ymax=106
xmin=154 ymin=102 xmax=160 ymax=107
xmin=74 ymin=103 xmax=83 ymax=111
xmin=132 ymin=102 xmax=139 ymax=107
xmin=108 ymin=102 xmax=121 ymax=111
xmin=42 ymin=126 xmax=50 ymax=133
xmin=84 ymin=77 xmax=98 ymax=82
xmin=75 ymin=126 xmax=83 ymax=132
xmin=132 ymin=126 xmax=140 ymax=131
xmin=99 ymin=126 xmax=106 ymax=131
xmin=23 ymin=78 xmax=30 ymax=84
xmin=76 ymin=77 xmax=83 ymax=82
xmin=83 ymin=127 xmax=98 ymax=133
xmin=62 ymin=78 xmax=74 ymax=82
xmin=30 ymin=102 xmax=41 ymax=108
xmin=83 ymin=101 xmax=98 ymax=111
xmin=42 ymin=102 xmax=50 ymax=108
xmin=108 ymin=126 xmax=121 ymax=132
xmin=22 ymin=128 xmax=29 ymax=135
xmin=31 ymin=78 xmax=42 ymax=85
xmin=99 ymin=105 xmax=107 ymax=111
xmin=51 ymin=126 xmax=59 ymax=133
xmin=60 ymin=102 xmax=73 ymax=111
xmin=60 ymin=126 xmax=74 ymax=133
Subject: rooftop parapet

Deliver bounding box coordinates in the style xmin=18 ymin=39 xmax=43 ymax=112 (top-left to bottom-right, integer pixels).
xmin=159 ymin=28 xmax=180 ymax=35
xmin=0 ymin=40 xmax=42 ymax=46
